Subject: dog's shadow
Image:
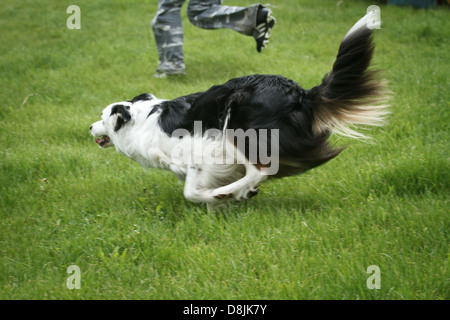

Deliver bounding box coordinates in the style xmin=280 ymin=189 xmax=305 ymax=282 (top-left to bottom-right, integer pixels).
xmin=179 ymin=185 xmax=334 ymax=219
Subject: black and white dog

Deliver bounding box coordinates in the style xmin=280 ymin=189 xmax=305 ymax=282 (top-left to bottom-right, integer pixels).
xmin=90 ymin=11 xmax=388 ymax=205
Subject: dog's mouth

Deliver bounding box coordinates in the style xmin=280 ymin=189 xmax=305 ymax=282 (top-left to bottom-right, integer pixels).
xmin=94 ymin=135 xmax=112 ymax=148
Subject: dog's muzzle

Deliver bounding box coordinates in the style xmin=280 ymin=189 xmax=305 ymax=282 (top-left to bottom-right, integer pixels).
xmin=90 ymin=121 xmax=113 ymax=148
xmin=94 ymin=135 xmax=111 ymax=148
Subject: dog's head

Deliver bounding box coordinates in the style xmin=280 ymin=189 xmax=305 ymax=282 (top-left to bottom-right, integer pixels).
xmin=90 ymin=93 xmax=159 ymax=148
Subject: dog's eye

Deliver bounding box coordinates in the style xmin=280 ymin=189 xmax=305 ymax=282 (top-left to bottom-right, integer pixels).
xmin=126 ymin=106 xmax=130 ymax=110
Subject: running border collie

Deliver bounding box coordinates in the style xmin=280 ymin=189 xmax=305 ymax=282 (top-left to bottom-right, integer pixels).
xmin=90 ymin=11 xmax=389 ymax=206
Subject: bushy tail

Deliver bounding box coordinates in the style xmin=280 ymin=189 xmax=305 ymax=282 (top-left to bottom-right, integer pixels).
xmin=308 ymin=11 xmax=389 ymax=140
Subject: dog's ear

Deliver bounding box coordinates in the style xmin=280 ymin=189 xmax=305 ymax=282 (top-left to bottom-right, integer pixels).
xmin=110 ymin=104 xmax=131 ymax=132
xmin=130 ymin=93 xmax=154 ymax=104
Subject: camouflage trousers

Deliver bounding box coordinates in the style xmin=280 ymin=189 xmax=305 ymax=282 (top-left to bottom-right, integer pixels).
xmin=152 ymin=0 xmax=261 ymax=73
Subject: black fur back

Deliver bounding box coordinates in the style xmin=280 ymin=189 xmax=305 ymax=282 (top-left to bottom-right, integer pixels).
xmin=155 ymin=74 xmax=342 ymax=178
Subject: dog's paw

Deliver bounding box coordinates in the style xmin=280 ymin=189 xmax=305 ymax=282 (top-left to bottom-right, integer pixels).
xmin=239 ymin=186 xmax=259 ymax=200
xmin=229 ymin=186 xmax=260 ymax=201
xmin=246 ymin=188 xmax=259 ymax=198
xmin=212 ymin=183 xmax=260 ymax=202
xmin=213 ymin=193 xmax=234 ymax=200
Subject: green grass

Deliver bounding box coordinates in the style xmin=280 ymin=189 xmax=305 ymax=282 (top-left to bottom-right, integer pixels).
xmin=0 ymin=0 xmax=448 ymax=299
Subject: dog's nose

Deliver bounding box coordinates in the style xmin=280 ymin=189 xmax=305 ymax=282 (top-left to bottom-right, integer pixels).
xmin=90 ymin=125 xmax=93 ymax=131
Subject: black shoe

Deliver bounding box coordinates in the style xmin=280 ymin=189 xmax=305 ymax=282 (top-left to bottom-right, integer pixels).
xmin=253 ymin=7 xmax=276 ymax=53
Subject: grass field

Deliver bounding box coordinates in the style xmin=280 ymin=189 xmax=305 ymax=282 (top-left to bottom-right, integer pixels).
xmin=0 ymin=0 xmax=448 ymax=299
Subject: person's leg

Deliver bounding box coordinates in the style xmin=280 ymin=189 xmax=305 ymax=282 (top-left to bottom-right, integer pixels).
xmin=187 ymin=0 xmax=275 ymax=52
xmin=187 ymin=0 xmax=259 ymax=36
xmin=151 ymin=0 xmax=186 ymax=74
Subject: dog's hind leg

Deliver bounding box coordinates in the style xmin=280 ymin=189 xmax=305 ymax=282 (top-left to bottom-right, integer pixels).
xmin=210 ymin=140 xmax=268 ymax=201
xmin=211 ymin=162 xmax=267 ymax=201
